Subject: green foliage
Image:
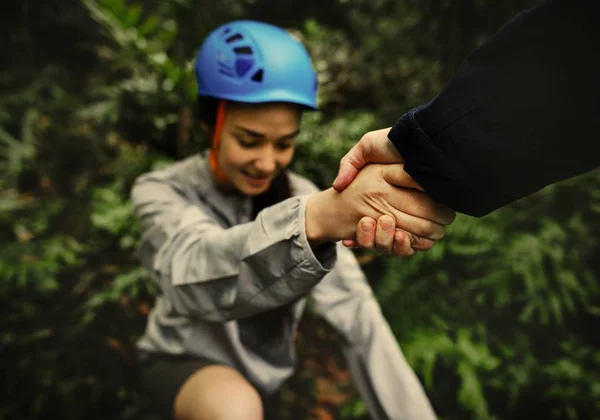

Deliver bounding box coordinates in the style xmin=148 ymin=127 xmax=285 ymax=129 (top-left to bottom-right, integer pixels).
xmin=292 ymin=111 xmax=379 ymax=187
xmin=378 ymin=171 xmax=600 ymax=419
xmin=2 ymin=0 xmax=598 ymax=419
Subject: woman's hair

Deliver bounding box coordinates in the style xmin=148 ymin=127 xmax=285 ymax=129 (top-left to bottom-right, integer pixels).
xmin=197 ymin=96 xmax=296 ymax=351
xmin=195 ymin=96 xmax=219 ymax=128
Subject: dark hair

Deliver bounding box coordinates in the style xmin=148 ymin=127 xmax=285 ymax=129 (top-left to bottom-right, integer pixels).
xmin=197 ymin=96 xmax=297 ymax=352
xmin=195 ymin=96 xmax=219 ymax=127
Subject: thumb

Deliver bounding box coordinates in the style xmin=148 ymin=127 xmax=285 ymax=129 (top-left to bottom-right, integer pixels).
xmin=332 ymin=141 xmax=365 ymax=192
xmin=333 ymin=127 xmax=400 ymax=191
xmin=379 ymin=164 xmax=424 ymax=191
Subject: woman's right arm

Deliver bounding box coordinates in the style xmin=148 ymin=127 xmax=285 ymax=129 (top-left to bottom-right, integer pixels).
xmin=132 ymin=172 xmax=336 ymax=323
xmin=132 ymin=164 xmax=448 ymax=322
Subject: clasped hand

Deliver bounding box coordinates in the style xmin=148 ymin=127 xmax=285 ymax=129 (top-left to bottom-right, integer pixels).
xmin=307 ymin=128 xmax=456 ymax=256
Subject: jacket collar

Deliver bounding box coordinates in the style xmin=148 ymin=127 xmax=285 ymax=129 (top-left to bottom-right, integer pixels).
xmin=193 ymin=151 xmax=252 ymax=226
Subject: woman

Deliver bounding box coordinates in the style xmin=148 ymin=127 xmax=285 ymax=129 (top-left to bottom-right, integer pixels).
xmin=133 ymin=20 xmax=448 ymax=420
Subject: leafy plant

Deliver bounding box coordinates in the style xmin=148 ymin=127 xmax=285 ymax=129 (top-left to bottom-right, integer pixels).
xmin=2 ymin=0 xmax=597 ymax=419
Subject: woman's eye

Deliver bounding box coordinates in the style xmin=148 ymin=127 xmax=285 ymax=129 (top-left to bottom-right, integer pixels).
xmin=237 ymin=137 xmax=258 ymax=148
xmin=276 ymin=141 xmax=294 ymax=150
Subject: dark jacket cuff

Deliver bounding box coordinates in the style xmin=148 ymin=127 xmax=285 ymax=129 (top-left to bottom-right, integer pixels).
xmin=388 ymin=108 xmax=489 ymax=217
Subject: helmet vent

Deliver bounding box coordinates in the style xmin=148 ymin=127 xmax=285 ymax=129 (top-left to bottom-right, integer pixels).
xmin=234 ymin=46 xmax=253 ymax=55
xmin=235 ymin=58 xmax=254 ymax=77
xmin=251 ymin=69 xmax=264 ymax=83
xmin=226 ymin=33 xmax=244 ymax=43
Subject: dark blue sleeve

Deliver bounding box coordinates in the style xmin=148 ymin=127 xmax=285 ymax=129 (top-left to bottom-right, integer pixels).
xmin=388 ymin=0 xmax=599 ymax=217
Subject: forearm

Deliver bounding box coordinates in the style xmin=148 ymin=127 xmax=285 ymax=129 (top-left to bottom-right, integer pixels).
xmin=305 ymin=188 xmax=354 ymax=245
xmin=142 ymin=195 xmax=336 ymax=321
xmin=389 ymin=0 xmax=599 ymax=217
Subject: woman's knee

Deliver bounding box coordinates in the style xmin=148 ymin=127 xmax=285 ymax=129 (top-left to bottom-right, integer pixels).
xmin=173 ymin=365 xmax=263 ymax=420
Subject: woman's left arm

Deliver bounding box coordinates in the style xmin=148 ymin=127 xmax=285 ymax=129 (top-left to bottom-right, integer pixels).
xmin=309 ymin=244 xmax=437 ymax=420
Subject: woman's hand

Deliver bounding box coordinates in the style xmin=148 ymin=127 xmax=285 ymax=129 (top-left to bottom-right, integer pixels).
xmin=305 ymin=163 xmax=455 ymax=252
xmin=342 ymin=215 xmax=440 ymax=255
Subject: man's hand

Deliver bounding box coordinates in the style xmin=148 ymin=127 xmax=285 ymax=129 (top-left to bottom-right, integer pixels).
xmin=332 ymin=127 xmax=420 ymax=192
xmin=305 ymin=164 xmax=455 ymax=256
xmin=334 ymin=127 xmax=455 ymax=254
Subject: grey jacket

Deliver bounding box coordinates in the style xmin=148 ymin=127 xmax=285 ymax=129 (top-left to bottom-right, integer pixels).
xmin=132 ymin=153 xmax=436 ymax=420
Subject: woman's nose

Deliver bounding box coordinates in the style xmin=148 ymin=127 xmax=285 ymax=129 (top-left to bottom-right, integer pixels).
xmin=254 ymin=146 xmax=277 ymax=174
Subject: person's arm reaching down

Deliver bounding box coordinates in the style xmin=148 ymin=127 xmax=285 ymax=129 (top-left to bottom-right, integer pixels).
xmin=132 ymin=163 xmax=451 ymax=321
xmin=335 ymin=0 xmax=599 ymax=217
xmin=132 ymin=172 xmax=336 ymax=322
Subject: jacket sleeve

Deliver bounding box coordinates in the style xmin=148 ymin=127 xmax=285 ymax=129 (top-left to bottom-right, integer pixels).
xmin=131 ymin=172 xmax=337 ymax=322
xmin=388 ymin=0 xmax=599 ymax=217
xmin=310 ymin=244 xmax=436 ymax=420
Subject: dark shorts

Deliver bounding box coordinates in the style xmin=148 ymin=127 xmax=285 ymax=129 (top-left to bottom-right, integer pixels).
xmin=138 ymin=352 xmax=278 ymax=420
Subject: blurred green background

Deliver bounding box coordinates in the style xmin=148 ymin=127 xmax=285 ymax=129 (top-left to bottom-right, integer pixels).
xmin=2 ymin=0 xmax=600 ymax=419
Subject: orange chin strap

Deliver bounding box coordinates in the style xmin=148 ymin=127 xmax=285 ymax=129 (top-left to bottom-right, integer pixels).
xmin=208 ymin=99 xmax=230 ymax=183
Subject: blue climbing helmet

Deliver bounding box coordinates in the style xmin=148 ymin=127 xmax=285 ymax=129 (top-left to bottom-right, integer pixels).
xmin=194 ymin=20 xmax=319 ymax=110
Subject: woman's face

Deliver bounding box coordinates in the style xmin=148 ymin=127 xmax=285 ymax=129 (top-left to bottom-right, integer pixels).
xmin=216 ymin=102 xmax=301 ymax=196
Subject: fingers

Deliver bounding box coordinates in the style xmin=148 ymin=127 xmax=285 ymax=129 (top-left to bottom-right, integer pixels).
xmin=379 ymin=164 xmax=424 ymax=191
xmin=440 ymin=206 xmax=456 ymax=226
xmin=371 ymin=217 xmax=435 ymax=255
xmin=393 ymin=230 xmax=415 ymax=256
xmin=389 ymin=207 xmax=447 ymax=240
xmin=381 ymin=182 xmax=456 ymax=227
xmin=343 ymin=215 xmax=435 ymax=257
xmin=342 ymin=239 xmax=357 ymax=248
xmin=378 ymin=165 xmax=456 ymax=225
xmin=332 ymin=128 xmax=401 ymax=192
xmin=375 ymin=215 xmax=395 ymax=253
xmin=332 ymin=145 xmax=362 ymax=192
xmin=409 ymin=234 xmax=435 ymax=251
xmin=355 ymin=217 xmax=376 ymax=249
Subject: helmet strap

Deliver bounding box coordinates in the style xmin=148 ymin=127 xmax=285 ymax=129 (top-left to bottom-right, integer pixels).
xmin=208 ymin=100 xmax=230 ymax=183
